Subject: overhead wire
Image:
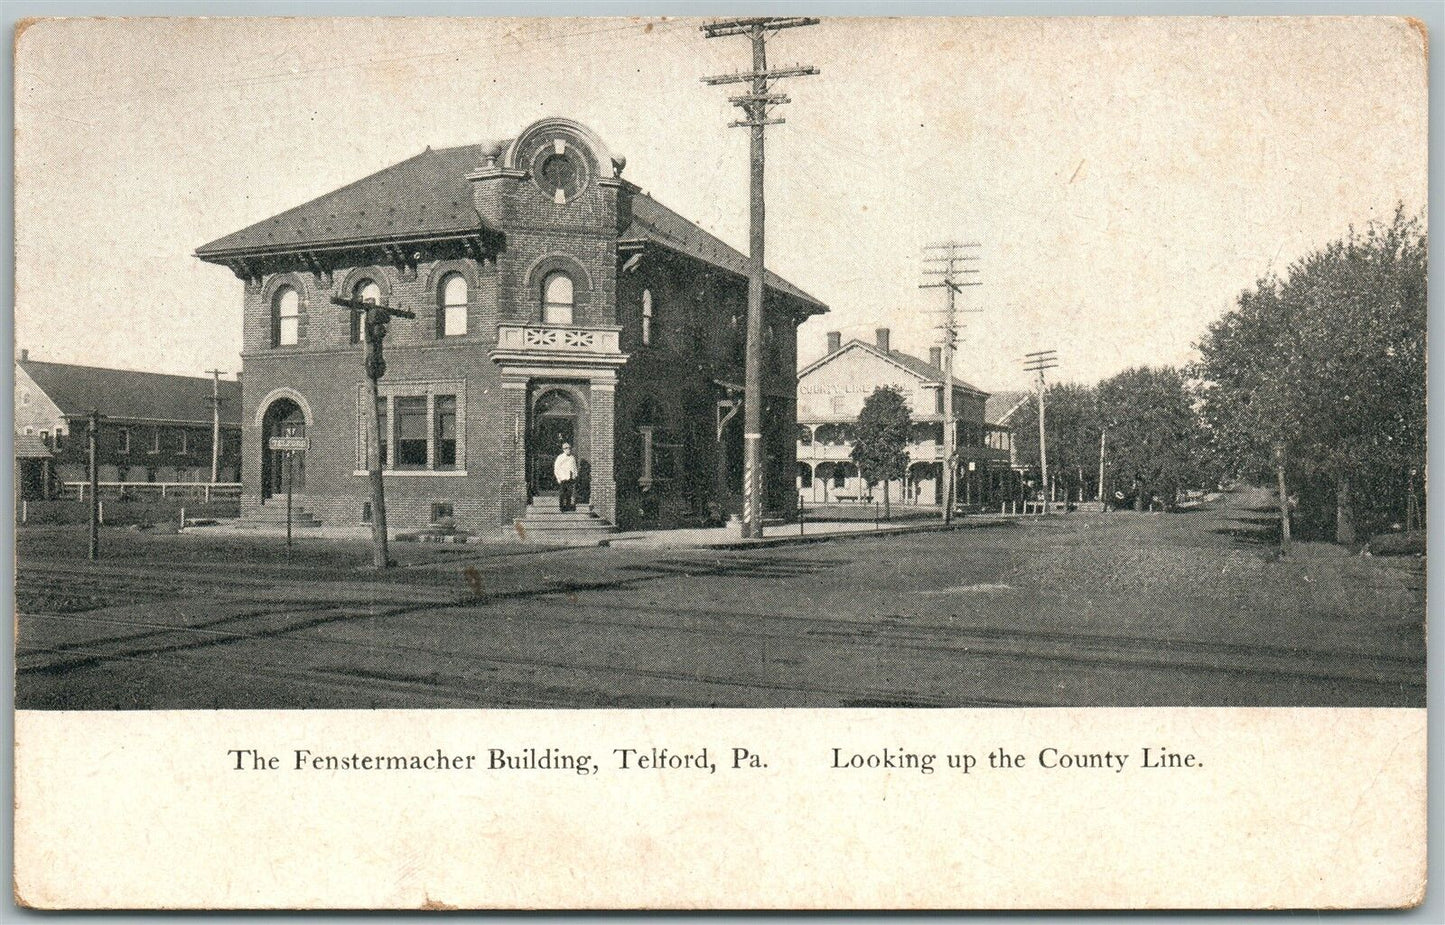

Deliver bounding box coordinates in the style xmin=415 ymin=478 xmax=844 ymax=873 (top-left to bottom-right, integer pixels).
xmin=33 ymin=18 xmax=693 ymax=109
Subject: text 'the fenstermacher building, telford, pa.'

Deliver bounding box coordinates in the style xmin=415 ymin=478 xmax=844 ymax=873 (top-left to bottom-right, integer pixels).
xmin=196 ymin=118 xmax=827 ymax=537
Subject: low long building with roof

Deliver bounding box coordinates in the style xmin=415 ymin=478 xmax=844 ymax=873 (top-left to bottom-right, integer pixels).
xmin=15 ymin=351 xmax=243 ymax=489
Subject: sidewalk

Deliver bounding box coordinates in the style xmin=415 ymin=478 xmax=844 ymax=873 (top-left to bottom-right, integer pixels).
xmin=181 ymin=513 xmax=1020 ymax=550
xmin=602 ymin=516 xmax=1003 ymax=549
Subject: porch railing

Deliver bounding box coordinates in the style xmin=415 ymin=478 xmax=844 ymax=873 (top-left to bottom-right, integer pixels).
xmin=494 ymin=323 xmax=623 ymax=355
xmin=61 ymin=481 xmax=242 ymax=502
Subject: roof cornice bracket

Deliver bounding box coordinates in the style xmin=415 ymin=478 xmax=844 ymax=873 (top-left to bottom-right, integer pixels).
xmin=301 ymin=252 xmax=333 ymax=288
xmin=228 ymin=258 xmax=264 ymax=288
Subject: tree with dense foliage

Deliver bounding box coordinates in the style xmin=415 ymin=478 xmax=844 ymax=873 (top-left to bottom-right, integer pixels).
xmin=1012 ymin=382 xmax=1102 ymax=503
xmin=851 ymin=386 xmax=912 ymax=519
xmin=1095 ymin=365 xmax=1210 ymax=510
xmin=1195 ymin=206 xmax=1426 ymax=541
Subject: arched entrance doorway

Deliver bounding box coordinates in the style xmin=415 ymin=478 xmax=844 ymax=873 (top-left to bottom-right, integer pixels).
xmin=528 ymin=389 xmax=580 ymax=498
xmin=260 ymin=397 xmax=306 ymax=501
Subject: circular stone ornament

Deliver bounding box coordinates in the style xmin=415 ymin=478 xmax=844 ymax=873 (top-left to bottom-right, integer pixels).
xmin=531 ymin=137 xmax=589 ymax=203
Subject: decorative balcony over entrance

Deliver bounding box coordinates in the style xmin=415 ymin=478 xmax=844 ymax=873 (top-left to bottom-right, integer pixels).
xmin=491 ymin=323 xmax=627 ymax=369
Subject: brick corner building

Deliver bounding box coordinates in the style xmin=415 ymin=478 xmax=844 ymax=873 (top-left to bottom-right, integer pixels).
xmin=197 ymin=118 xmax=826 ymax=535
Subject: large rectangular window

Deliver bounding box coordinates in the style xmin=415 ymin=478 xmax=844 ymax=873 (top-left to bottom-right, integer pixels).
xmin=358 ymin=384 xmax=465 ymax=474
xmin=395 ymin=396 xmax=428 ymax=468
xmin=434 ymin=395 xmax=457 ymax=468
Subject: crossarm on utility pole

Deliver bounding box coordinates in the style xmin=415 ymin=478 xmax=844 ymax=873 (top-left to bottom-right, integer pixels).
xmin=702 ymin=16 xmax=819 ymax=37
xmin=702 ymin=66 xmax=820 ymax=85
xmin=700 ymin=16 xmax=817 ymax=539
xmin=330 ymin=295 xmax=416 ymax=319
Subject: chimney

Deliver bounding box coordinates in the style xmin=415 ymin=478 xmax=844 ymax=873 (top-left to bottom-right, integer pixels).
xmin=19 ymin=349 xmax=28 ymax=362
xmin=875 ymin=327 xmax=891 ymax=353
xmin=929 ymin=346 xmax=942 ymax=369
xmin=826 ymin=331 xmax=841 ymax=353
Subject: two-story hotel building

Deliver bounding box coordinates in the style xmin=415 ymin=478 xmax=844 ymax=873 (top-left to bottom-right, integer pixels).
xmin=796 ymin=328 xmax=1012 ymax=507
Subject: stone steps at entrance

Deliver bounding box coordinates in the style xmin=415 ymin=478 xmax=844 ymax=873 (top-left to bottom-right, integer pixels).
xmin=236 ymin=500 xmax=323 ymax=529
xmin=523 ymin=505 xmax=595 ymax=518
xmin=514 ymin=499 xmax=615 ymax=544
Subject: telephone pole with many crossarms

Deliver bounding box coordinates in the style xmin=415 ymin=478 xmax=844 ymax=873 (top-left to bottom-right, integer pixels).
xmin=1024 ymin=350 xmax=1059 ymax=514
xmin=920 ymin=241 xmax=982 ymax=523
xmin=701 ymin=16 xmax=819 ymax=538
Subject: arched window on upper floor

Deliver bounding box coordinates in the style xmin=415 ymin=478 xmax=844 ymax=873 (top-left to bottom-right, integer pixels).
xmin=351 ymin=279 xmax=382 ymax=344
xmin=439 ymin=273 xmax=468 ymax=337
xmin=641 ymin=289 xmax=654 ymax=346
xmin=272 ymin=286 xmax=300 ymax=347
xmin=542 ymin=271 xmax=574 ymax=325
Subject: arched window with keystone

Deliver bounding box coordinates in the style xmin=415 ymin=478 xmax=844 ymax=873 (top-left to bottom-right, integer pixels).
xmin=350 ymin=279 xmax=382 ymax=344
xmin=542 ymin=271 xmax=574 ymax=325
xmin=439 ymin=273 xmax=468 ymax=337
xmin=272 ymin=286 xmax=300 ymax=347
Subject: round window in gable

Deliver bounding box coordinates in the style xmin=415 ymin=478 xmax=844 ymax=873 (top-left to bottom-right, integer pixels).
xmin=531 ymin=138 xmax=588 ymax=203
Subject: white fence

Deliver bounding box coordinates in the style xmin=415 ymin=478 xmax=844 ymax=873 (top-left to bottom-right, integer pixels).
xmin=61 ymin=481 xmax=242 ymax=502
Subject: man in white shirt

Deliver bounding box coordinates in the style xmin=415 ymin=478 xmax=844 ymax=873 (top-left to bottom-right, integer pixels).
xmin=554 ymin=442 xmax=579 ymax=511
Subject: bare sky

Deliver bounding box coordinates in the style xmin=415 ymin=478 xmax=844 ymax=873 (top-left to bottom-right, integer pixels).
xmin=13 ymin=16 xmax=1427 ymax=392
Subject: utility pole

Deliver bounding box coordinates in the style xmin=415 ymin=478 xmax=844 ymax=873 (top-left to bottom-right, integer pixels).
xmin=1274 ymin=442 xmax=1291 ymax=556
xmin=1024 ymin=350 xmax=1059 ymax=514
xmin=87 ymin=409 xmax=101 ymax=560
xmin=920 ymin=241 xmax=982 ymax=524
xmin=333 ymin=295 xmax=415 ymax=569
xmin=702 ymin=16 xmax=819 ymax=539
xmin=206 ymin=369 xmax=226 ymax=484
xmin=1097 ymin=427 xmax=1107 ymax=504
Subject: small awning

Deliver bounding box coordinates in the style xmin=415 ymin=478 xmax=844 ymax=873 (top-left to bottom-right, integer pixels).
xmin=14 ymin=434 xmax=55 ymax=459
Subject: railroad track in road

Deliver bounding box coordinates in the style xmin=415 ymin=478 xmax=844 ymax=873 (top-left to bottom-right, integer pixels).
xmin=16 ymin=607 xmax=1030 ymax=709
xmin=16 ymin=577 xmax=1424 ymax=709
xmin=14 ymin=562 xmax=468 ymax=615
xmin=14 ymin=550 xmax=853 ymax=614
xmin=457 ymin=597 xmax=1425 ymax=696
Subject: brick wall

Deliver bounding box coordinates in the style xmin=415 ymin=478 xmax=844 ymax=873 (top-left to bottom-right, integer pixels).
xmin=608 ymin=237 xmax=807 ymax=528
xmin=241 ymin=320 xmax=513 ymax=532
xmin=229 ymin=118 xmax=813 ymax=533
xmin=52 ymin=418 xmax=241 ymax=484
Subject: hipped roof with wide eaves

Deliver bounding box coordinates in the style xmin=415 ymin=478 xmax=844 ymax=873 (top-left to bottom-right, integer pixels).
xmin=196 ymin=141 xmax=827 ymax=313
xmin=196 ymin=144 xmax=498 ymax=258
